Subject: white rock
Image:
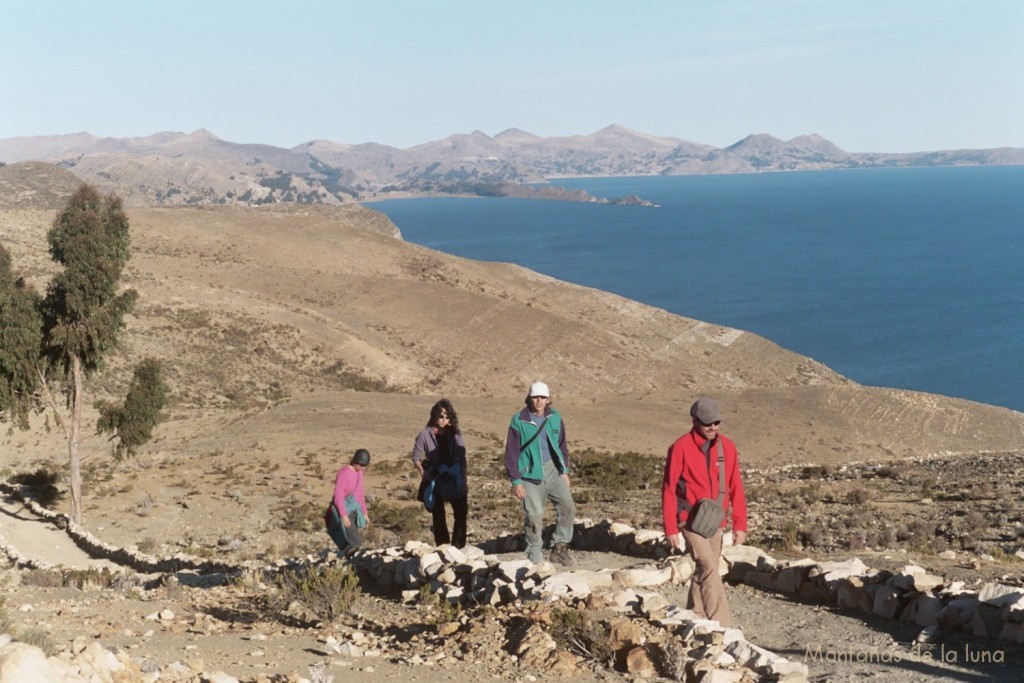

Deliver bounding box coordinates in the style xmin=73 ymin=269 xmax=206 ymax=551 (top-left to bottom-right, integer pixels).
xmin=417 ymin=552 xmax=443 ymax=573
xmin=811 ymin=557 xmax=869 ymax=584
xmin=724 ymin=638 xmax=777 ymax=671
xmin=205 ymin=673 xmax=241 ymax=683
xmin=438 ymin=545 xmax=467 ymax=564
xmin=539 ymin=573 xmax=592 ymax=597
xmin=612 ymin=566 xmax=672 ymax=588
xmin=609 ymin=522 xmax=635 ymax=535
xmin=978 ymin=583 xmax=1024 ymax=607
xmin=76 ymin=642 xmax=126 ymax=680
xmin=633 ymin=529 xmax=664 ymax=544
xmin=722 ymin=627 xmax=746 ymax=644
xmin=496 ymin=560 xmax=533 ymax=583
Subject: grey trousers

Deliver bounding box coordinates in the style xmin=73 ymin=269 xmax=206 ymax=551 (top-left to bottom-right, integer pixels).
xmin=522 ymin=459 xmax=576 ymax=562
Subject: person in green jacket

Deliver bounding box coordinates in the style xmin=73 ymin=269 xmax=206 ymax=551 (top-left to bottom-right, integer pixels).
xmin=504 ymin=381 xmax=577 ymax=566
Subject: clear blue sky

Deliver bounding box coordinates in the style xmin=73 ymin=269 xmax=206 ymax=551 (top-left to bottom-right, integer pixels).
xmin=3 ymin=0 xmax=1021 ymax=152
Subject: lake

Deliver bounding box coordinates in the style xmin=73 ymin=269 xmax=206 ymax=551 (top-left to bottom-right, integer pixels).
xmin=367 ymin=166 xmax=1024 ymax=413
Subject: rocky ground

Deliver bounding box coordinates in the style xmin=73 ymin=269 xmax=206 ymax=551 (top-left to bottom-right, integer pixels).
xmin=2 ymin=450 xmax=1023 ymax=682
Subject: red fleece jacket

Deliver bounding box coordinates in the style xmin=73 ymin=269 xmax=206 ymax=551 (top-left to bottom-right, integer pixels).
xmin=662 ymin=430 xmax=747 ymax=536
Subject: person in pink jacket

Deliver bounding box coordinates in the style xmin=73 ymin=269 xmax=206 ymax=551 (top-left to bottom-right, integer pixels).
xmin=328 ymin=449 xmax=371 ymax=554
xmin=662 ymin=398 xmax=747 ymax=626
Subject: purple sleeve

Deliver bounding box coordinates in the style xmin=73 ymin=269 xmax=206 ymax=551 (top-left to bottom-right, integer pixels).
xmin=412 ymin=429 xmax=428 ymax=464
xmin=504 ymin=423 xmax=523 ymax=483
xmin=456 ymin=432 xmax=468 ymax=471
xmin=558 ymin=418 xmax=570 ymax=472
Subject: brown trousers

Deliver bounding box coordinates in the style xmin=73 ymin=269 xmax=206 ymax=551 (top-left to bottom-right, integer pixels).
xmin=681 ymin=528 xmax=731 ymax=627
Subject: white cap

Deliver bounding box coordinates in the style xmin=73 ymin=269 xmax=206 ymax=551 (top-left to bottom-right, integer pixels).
xmin=528 ymin=381 xmax=550 ymax=398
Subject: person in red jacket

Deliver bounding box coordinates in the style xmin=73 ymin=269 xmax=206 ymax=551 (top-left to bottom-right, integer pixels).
xmin=662 ymin=397 xmax=747 ymax=626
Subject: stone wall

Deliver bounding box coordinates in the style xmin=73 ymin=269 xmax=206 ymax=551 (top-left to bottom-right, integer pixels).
xmin=3 ymin=481 xmax=1022 ymax=681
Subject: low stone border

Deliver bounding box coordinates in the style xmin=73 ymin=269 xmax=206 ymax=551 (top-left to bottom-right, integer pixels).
xmin=3 ymin=479 xmax=1021 ymax=673
xmin=724 ymin=545 xmax=1024 ymax=644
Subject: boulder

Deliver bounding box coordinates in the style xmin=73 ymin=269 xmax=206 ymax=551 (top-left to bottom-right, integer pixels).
xmin=774 ymin=559 xmax=816 ymax=595
xmin=837 ymin=576 xmax=874 ymax=614
xmin=900 ymin=593 xmax=942 ymax=627
xmin=872 ymin=585 xmax=903 ymax=620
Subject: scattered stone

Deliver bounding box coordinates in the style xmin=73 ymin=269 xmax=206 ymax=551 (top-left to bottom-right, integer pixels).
xmin=624 ymin=645 xmax=657 ymax=677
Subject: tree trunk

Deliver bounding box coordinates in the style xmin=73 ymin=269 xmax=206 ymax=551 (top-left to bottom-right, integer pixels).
xmin=69 ymin=355 xmax=83 ymax=525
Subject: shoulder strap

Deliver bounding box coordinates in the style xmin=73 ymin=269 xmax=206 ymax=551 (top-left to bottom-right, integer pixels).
xmin=715 ymin=439 xmax=726 ymax=504
xmin=519 ymin=414 xmax=550 ymax=452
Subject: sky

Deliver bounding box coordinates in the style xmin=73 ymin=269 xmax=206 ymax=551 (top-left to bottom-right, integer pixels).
xmin=2 ymin=0 xmax=1022 ymax=153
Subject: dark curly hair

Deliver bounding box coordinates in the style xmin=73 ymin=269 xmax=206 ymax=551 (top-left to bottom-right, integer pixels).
xmin=427 ymin=398 xmax=459 ymax=432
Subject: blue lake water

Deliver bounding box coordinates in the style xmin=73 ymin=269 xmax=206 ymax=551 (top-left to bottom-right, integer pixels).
xmin=366 ymin=166 xmax=1024 ymax=413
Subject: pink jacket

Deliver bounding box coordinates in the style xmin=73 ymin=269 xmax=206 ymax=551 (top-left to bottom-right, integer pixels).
xmin=333 ymin=465 xmax=367 ymax=517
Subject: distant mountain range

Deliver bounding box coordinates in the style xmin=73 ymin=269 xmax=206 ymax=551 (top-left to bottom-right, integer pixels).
xmin=1 ymin=125 xmax=1021 ymax=207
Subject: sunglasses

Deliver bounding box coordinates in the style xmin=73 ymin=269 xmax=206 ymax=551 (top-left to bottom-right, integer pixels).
xmin=699 ymin=420 xmax=721 ymax=427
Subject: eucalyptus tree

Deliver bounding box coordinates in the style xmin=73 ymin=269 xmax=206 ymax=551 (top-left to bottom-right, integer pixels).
xmin=0 ymin=184 xmax=167 ymax=524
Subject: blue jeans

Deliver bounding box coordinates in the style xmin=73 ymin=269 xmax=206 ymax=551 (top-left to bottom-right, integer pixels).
xmin=522 ymin=459 xmax=576 ymax=563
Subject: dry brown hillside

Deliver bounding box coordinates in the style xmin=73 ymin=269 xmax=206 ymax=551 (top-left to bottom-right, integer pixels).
xmin=2 ymin=199 xmax=1021 ymax=474
xmin=3 ymin=189 xmax=1024 ymax=683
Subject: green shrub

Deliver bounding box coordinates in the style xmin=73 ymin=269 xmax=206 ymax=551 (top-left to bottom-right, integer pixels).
xmin=18 ymin=629 xmax=57 ymax=656
xmin=417 ymin=584 xmax=462 ymax=625
xmin=846 ymin=489 xmax=871 ymax=505
xmin=573 ymin=450 xmax=662 ymax=496
xmin=136 ymin=537 xmax=158 ymax=554
xmin=766 ymin=522 xmax=800 ymax=551
xmin=799 ymin=465 xmax=831 ymax=480
xmin=546 ymin=606 xmax=615 ymax=665
xmin=61 ymin=567 xmax=133 ymax=590
xmin=368 ymin=499 xmax=420 ymax=540
xmin=20 ymin=568 xmax=63 ymax=588
xmin=276 ymin=564 xmax=361 ymax=623
xmin=278 ymin=498 xmax=321 ymax=533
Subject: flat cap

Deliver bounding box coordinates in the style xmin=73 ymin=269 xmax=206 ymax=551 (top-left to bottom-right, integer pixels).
xmin=690 ymin=397 xmax=722 ymax=424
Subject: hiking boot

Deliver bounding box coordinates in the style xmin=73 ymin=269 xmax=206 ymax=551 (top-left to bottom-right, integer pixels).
xmin=550 ymin=543 xmax=576 ymax=567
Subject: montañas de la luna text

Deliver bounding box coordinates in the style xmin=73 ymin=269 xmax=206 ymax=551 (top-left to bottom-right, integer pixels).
xmin=805 ymin=643 xmax=1005 ymax=665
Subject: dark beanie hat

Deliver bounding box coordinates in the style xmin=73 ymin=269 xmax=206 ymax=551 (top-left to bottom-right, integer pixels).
xmin=351 ymin=448 xmax=371 ymax=466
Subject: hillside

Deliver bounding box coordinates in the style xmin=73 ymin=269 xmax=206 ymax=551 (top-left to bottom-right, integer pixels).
xmin=2 ymin=182 xmax=1024 ymax=682
xmin=1 ymin=126 xmax=1022 ymax=207
xmin=2 ymin=194 xmax=1021 ymax=474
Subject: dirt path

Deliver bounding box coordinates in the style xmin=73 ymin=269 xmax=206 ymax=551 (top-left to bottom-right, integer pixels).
xmin=0 ymin=494 xmax=119 ymax=570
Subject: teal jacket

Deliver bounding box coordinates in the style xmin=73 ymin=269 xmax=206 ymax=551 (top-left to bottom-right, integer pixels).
xmin=504 ymin=407 xmax=570 ymax=485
